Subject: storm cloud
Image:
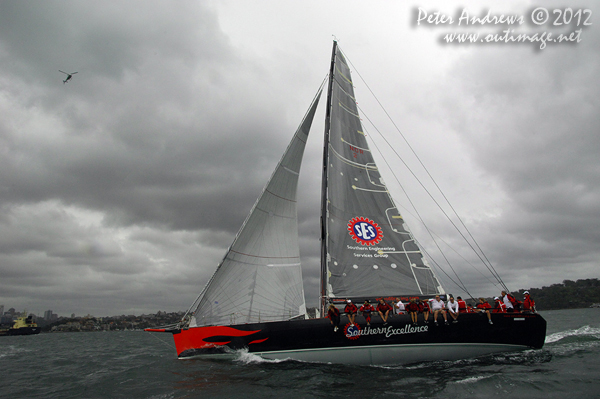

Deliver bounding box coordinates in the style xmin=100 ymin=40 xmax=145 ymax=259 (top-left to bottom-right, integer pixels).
xmin=0 ymin=0 xmax=598 ymax=316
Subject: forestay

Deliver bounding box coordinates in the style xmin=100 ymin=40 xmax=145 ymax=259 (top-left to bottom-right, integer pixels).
xmin=189 ymin=90 xmax=322 ymax=327
xmin=321 ymin=43 xmax=443 ymax=301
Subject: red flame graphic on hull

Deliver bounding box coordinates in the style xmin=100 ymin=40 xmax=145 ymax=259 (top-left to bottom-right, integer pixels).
xmin=174 ymin=326 xmax=264 ymax=355
xmin=248 ymin=338 xmax=269 ymax=345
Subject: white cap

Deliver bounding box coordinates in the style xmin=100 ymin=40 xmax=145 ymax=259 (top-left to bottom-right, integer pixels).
xmin=494 ymin=297 xmax=500 ymax=300
xmin=524 ymin=291 xmax=530 ymax=294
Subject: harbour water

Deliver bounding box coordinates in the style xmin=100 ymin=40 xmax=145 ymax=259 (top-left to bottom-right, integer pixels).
xmin=1 ymin=308 xmax=599 ymax=398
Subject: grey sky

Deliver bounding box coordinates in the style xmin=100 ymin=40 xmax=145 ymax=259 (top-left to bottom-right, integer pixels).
xmin=1 ymin=0 xmax=598 ymax=317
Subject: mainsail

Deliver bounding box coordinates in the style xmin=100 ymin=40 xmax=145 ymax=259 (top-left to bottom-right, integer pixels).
xmin=320 ymin=42 xmax=443 ymax=306
xmin=189 ymin=89 xmax=322 ymax=327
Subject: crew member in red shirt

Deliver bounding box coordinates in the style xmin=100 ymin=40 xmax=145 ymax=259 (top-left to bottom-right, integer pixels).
xmin=474 ymin=297 xmax=493 ymax=324
xmin=493 ymin=297 xmax=506 ymax=313
xmin=359 ymin=300 xmax=375 ymax=325
xmin=457 ymin=296 xmax=467 ymax=313
xmin=418 ymin=298 xmax=430 ymax=324
xmin=406 ymin=298 xmax=419 ymax=325
xmin=344 ymin=300 xmax=358 ymax=326
xmin=377 ymin=298 xmax=393 ymax=325
xmin=327 ymin=304 xmax=340 ymax=332
xmin=523 ymin=291 xmax=536 ymax=313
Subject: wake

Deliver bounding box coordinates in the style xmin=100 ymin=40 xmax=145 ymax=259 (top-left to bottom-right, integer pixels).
xmin=232 ymin=348 xmax=293 ymax=365
xmin=545 ymin=325 xmax=600 ymax=344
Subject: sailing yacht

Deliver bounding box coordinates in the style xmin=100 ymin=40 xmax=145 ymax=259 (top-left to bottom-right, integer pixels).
xmin=146 ymin=41 xmax=546 ymax=366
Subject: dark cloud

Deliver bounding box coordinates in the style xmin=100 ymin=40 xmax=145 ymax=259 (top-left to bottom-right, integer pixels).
xmin=427 ymin=28 xmax=600 ymax=293
xmin=0 ymin=1 xmax=599 ymax=316
xmin=0 ymin=0 xmax=298 ymax=315
xmin=0 ymin=0 xmax=296 ymax=233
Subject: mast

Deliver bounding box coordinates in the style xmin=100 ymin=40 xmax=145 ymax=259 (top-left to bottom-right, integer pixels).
xmin=320 ymin=41 xmax=337 ymax=315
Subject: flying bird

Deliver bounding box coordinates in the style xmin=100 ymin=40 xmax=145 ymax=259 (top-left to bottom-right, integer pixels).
xmin=59 ymin=70 xmax=78 ymax=84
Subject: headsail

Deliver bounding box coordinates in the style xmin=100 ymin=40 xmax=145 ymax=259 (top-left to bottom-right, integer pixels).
xmin=189 ymin=89 xmax=322 ymax=327
xmin=320 ymin=42 xmax=443 ymax=307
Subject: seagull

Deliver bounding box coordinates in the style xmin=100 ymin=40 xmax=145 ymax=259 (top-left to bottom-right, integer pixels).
xmin=59 ymin=70 xmax=78 ymax=84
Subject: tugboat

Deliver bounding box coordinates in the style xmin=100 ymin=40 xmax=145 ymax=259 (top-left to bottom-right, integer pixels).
xmin=0 ymin=312 xmax=41 ymax=336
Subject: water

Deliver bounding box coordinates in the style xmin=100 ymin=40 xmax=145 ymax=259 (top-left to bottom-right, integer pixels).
xmin=1 ymin=308 xmax=599 ymax=398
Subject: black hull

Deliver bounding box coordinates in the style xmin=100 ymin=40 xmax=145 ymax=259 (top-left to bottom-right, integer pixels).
xmin=0 ymin=326 xmax=42 ymax=336
xmin=171 ymin=312 xmax=546 ymax=365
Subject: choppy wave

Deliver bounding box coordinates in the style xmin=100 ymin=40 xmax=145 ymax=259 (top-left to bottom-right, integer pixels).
xmin=452 ymin=375 xmax=493 ymax=384
xmin=0 ymin=345 xmax=31 ymax=359
xmin=542 ymin=325 xmax=600 ymax=360
xmin=232 ymin=348 xmax=291 ymax=364
xmin=545 ymin=325 xmax=600 ymax=344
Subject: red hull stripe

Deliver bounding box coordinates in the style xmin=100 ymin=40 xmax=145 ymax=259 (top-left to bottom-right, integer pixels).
xmin=174 ymin=326 xmax=261 ymax=355
xmin=248 ymin=337 xmax=269 ymax=345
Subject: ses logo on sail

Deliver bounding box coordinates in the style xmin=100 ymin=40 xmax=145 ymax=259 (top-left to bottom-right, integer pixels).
xmin=348 ymin=217 xmax=383 ymax=246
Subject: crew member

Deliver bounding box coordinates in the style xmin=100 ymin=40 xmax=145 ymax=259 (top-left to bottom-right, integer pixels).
xmin=430 ymin=295 xmax=448 ymax=326
xmin=359 ymin=300 xmax=375 ymax=325
xmin=377 ymin=299 xmax=393 ymax=325
xmin=344 ymin=300 xmax=358 ymax=326
xmin=394 ymin=297 xmax=405 ymax=315
xmin=457 ymin=296 xmax=467 ymax=313
xmin=474 ymin=297 xmax=493 ymax=324
xmin=493 ymin=297 xmax=506 ymax=313
xmin=446 ymin=296 xmax=459 ymax=323
xmin=327 ymin=304 xmax=340 ymax=332
xmin=406 ymin=298 xmax=419 ymax=325
xmin=501 ymin=290 xmax=515 ymax=312
xmin=523 ymin=291 xmax=536 ymax=313
xmin=418 ymin=298 xmax=430 ymax=324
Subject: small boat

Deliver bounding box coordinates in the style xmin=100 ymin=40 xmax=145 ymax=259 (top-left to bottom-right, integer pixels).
xmin=147 ymin=41 xmax=546 ymax=365
xmin=0 ymin=312 xmax=41 ymax=336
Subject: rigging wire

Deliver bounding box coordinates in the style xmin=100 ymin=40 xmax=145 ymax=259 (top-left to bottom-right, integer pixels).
xmin=414 ymin=231 xmax=502 ymax=289
xmin=338 ymin=45 xmax=510 ymax=293
xmin=145 ymin=330 xmax=176 ymax=350
xmin=364 ymin=124 xmax=474 ymax=298
xmin=359 ymin=98 xmax=508 ymax=291
xmin=361 ymin=108 xmax=507 ymax=293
